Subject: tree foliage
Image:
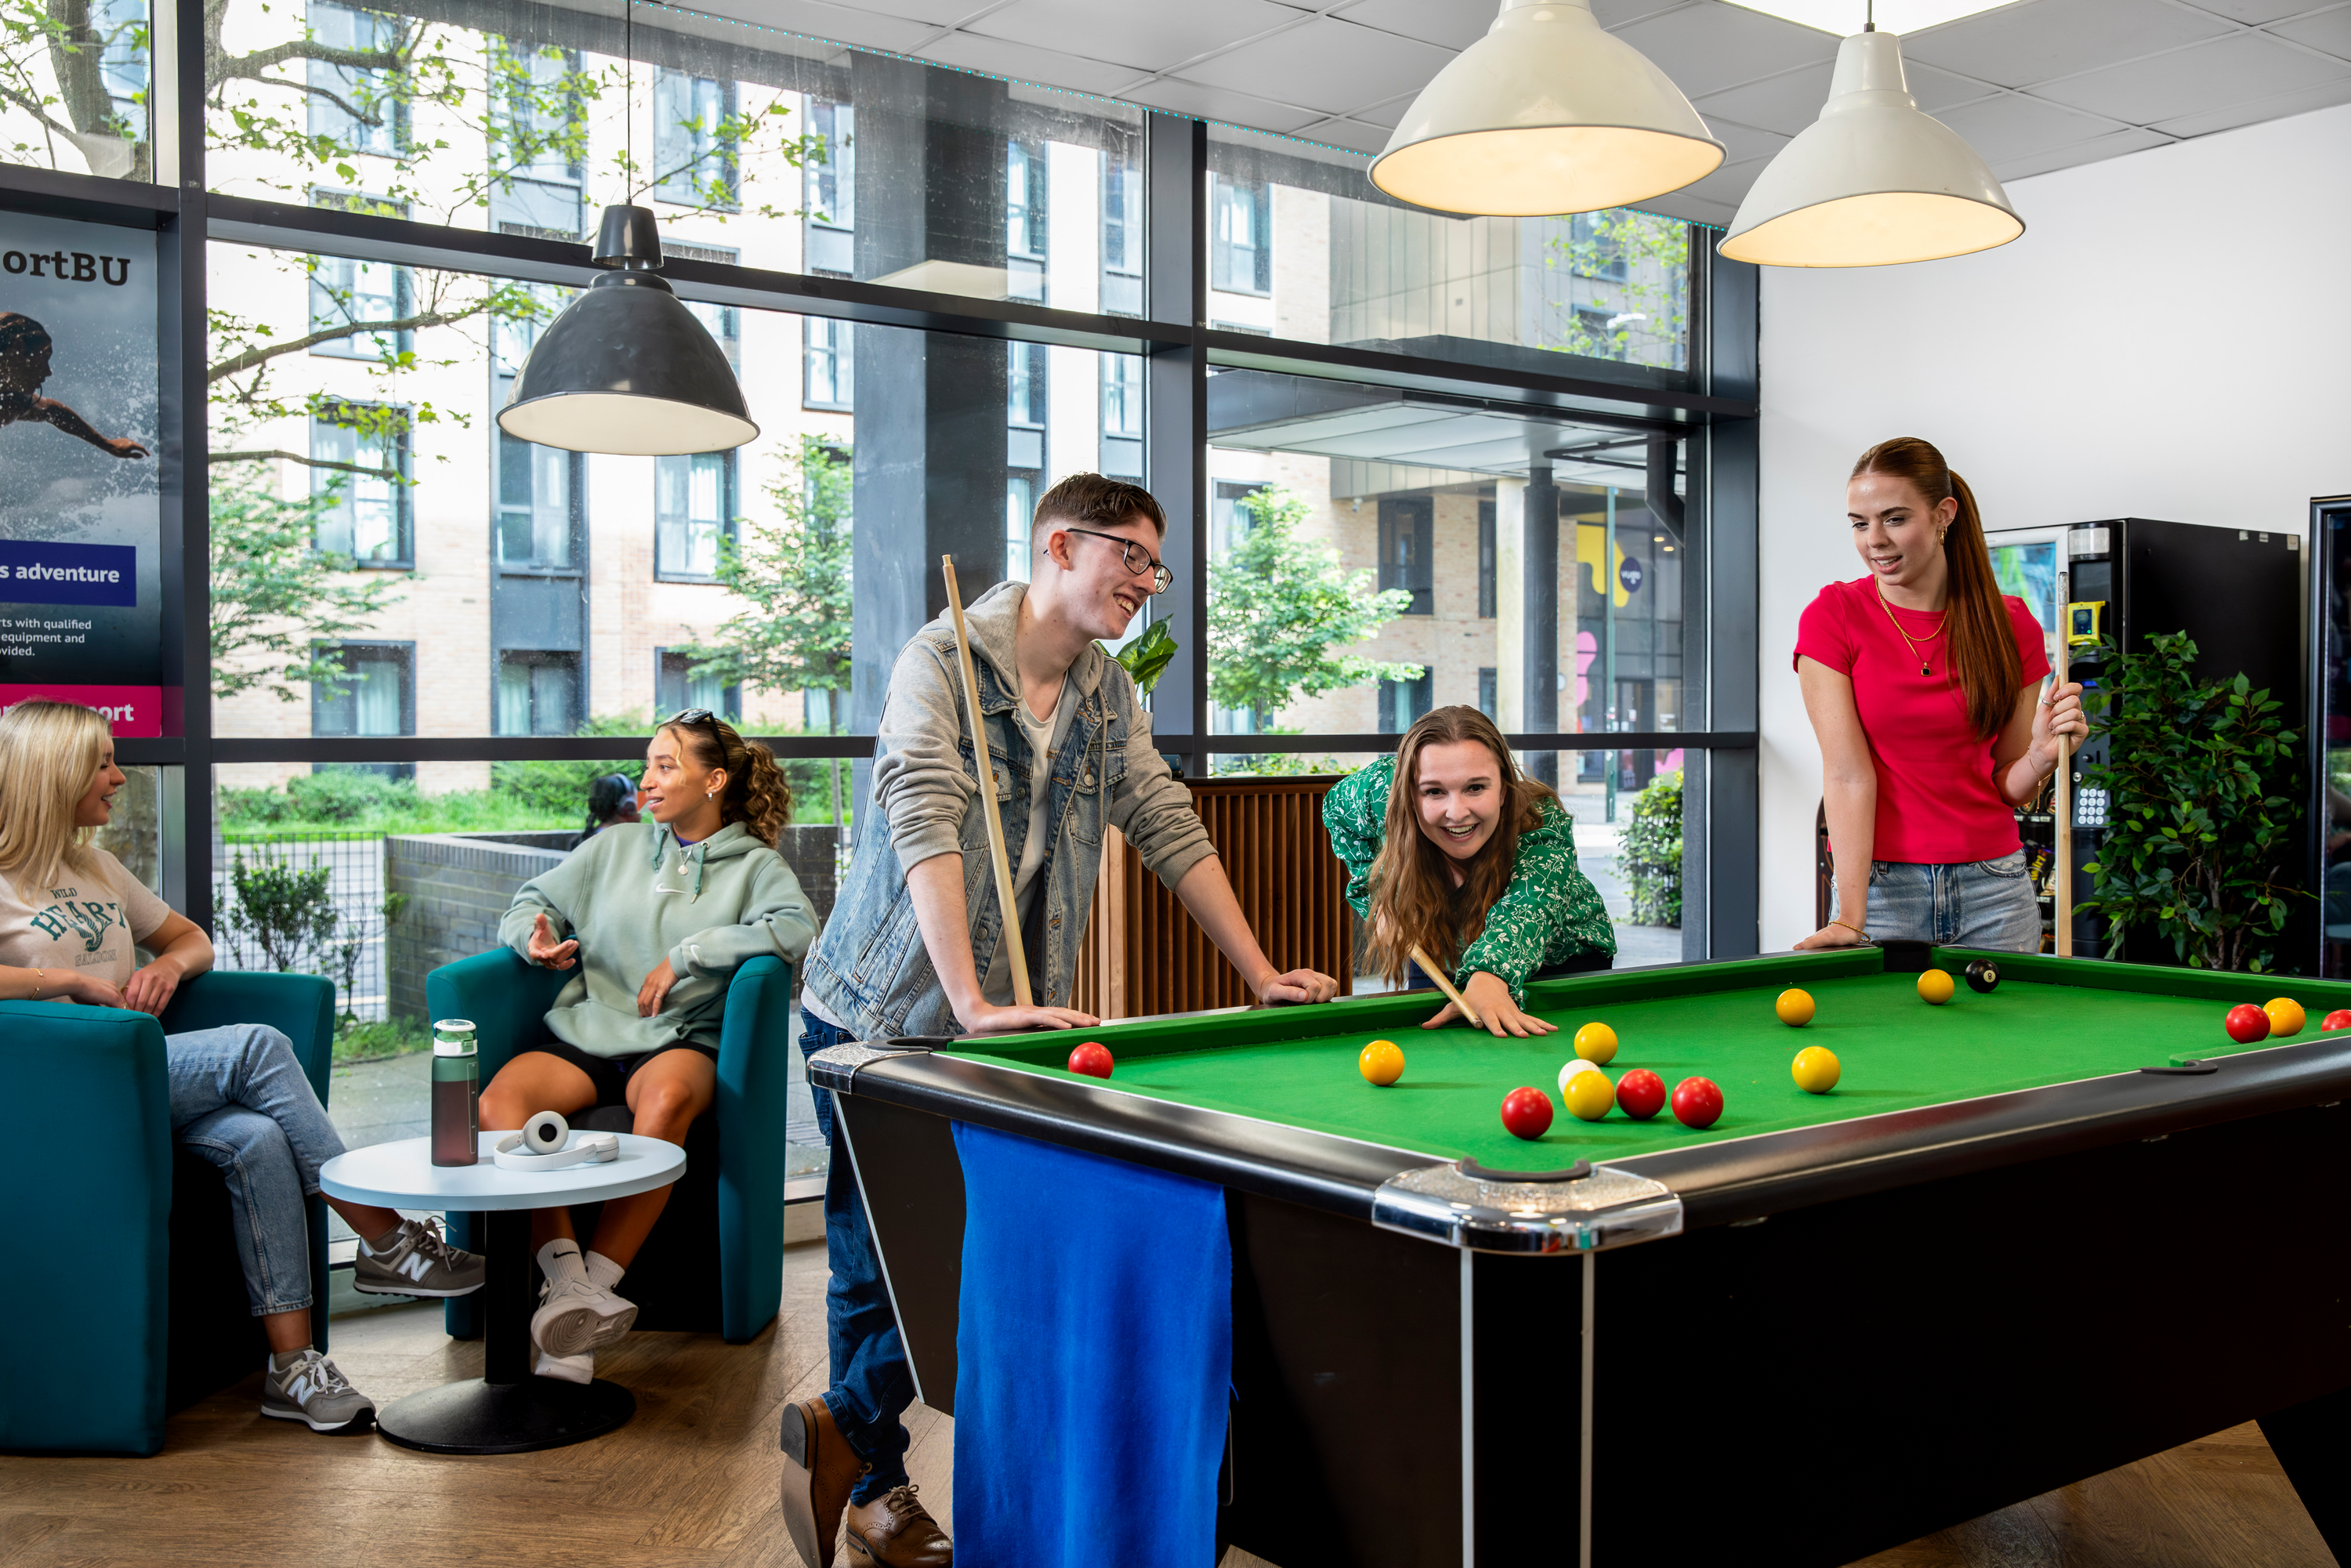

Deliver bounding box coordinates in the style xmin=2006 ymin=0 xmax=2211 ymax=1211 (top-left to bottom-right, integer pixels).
xmin=687 ymin=436 xmax=853 ymax=726
xmin=208 ymin=464 xmax=405 ymax=701
xmin=1543 ymin=208 xmax=1690 ymax=369
xmin=1616 ymin=768 xmax=1683 ymax=927
xmin=2078 ymin=632 xmax=2304 ymax=972
xmin=1207 ymin=485 xmax=1421 ymax=727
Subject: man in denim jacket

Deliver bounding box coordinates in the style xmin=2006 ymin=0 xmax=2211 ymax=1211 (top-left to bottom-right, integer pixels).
xmin=782 ymin=474 xmax=1339 ymax=1567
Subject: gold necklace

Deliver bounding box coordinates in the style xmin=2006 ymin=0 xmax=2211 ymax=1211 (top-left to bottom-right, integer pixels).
xmin=1874 ymin=581 xmax=1947 ymax=677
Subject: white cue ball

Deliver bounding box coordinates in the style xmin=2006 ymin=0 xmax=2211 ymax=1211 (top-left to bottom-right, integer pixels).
xmin=1559 ymin=1057 xmax=1602 ymax=1095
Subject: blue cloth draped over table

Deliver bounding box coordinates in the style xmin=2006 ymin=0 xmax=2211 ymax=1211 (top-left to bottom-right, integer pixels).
xmin=951 ymin=1121 xmax=1231 ymax=1567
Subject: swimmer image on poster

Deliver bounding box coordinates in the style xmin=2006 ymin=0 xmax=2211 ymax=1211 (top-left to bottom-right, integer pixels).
xmin=0 ymin=312 xmax=148 ymax=459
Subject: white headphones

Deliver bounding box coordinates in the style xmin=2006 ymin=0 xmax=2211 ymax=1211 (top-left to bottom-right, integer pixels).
xmin=493 ymin=1110 xmax=620 ymax=1171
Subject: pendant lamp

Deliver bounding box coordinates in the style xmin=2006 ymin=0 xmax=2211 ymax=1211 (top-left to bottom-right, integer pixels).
xmin=1719 ymin=29 xmax=2022 ymax=267
xmin=495 ymin=205 xmax=759 ymax=454
xmin=1369 ymin=0 xmax=1723 ymax=217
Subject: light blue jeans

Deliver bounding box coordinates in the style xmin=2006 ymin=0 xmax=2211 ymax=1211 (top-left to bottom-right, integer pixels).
xmin=167 ymin=1024 xmax=349 ymax=1316
xmin=1835 ymin=850 xmax=2044 ymax=953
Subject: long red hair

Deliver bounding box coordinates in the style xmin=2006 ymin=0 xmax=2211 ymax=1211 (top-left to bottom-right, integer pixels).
xmin=1852 ymin=436 xmax=2020 ymax=738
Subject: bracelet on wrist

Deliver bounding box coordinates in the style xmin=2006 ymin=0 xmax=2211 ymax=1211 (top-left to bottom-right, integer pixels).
xmin=1833 ymin=919 xmax=1867 ymax=937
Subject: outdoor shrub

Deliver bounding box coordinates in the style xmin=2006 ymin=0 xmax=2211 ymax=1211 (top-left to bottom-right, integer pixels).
xmin=285 ymin=768 xmax=416 ymax=823
xmin=489 ymin=713 xmax=647 ymax=820
xmin=219 ymin=784 xmax=292 ymax=827
xmin=1617 ymin=770 xmax=1683 ymax=928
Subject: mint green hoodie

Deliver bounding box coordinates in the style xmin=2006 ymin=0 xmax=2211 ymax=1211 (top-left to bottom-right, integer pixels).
xmin=498 ymin=820 xmax=817 ymax=1059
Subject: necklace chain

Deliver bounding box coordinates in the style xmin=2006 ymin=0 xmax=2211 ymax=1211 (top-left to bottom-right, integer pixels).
xmin=1874 ymin=582 xmax=1946 ymax=677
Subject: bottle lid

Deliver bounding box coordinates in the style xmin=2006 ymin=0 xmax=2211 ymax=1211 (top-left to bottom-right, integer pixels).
xmin=433 ymin=1018 xmax=477 ymax=1056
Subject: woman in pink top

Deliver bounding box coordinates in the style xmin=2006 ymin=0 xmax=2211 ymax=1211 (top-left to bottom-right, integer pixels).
xmin=1793 ymin=437 xmax=2088 ymax=951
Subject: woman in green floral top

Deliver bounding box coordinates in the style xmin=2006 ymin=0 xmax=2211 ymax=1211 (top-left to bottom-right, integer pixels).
xmin=1324 ymin=705 xmax=1614 ymax=1037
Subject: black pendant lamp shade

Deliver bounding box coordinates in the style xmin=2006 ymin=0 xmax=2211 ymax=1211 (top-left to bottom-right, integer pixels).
xmin=495 ymin=205 xmax=759 ymax=456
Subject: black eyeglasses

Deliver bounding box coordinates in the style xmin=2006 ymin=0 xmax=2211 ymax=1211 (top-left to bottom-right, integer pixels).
xmin=1064 ymin=527 xmax=1172 ymax=595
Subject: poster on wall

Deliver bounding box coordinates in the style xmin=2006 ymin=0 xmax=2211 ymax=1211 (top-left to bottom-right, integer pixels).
xmin=0 ymin=212 xmax=161 ymax=736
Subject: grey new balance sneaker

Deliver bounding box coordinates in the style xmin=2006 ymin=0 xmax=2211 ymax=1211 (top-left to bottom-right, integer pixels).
xmin=261 ymin=1349 xmax=375 ymax=1434
xmin=353 ymin=1217 xmax=486 ymax=1298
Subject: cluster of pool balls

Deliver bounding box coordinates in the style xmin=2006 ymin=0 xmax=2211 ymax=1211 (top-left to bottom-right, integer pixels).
xmin=2223 ymin=997 xmax=2350 ymax=1043
xmin=1359 ymin=1023 xmax=1737 ymax=1143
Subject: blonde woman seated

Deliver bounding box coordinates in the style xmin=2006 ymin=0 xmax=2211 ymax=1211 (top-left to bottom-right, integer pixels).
xmin=482 ymin=711 xmax=817 ymax=1382
xmin=0 ymin=701 xmax=483 ymax=1434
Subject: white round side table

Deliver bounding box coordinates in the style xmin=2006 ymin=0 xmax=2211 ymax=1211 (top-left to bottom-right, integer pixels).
xmin=321 ymin=1130 xmax=686 ymax=1455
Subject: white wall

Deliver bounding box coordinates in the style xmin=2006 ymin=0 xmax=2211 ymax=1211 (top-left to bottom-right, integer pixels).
xmin=1755 ymin=100 xmax=2351 ymax=949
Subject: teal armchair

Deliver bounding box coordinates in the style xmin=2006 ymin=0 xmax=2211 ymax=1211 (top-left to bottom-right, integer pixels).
xmin=2 ymin=971 xmax=336 ymax=1456
xmin=427 ymin=947 xmax=793 ymax=1344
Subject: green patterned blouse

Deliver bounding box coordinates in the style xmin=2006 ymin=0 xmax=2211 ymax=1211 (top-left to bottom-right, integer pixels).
xmin=1322 ymin=755 xmax=1616 ymax=1002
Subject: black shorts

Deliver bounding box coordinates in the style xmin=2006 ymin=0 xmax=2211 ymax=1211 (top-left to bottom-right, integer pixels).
xmin=526 ymin=1037 xmax=719 ymax=1109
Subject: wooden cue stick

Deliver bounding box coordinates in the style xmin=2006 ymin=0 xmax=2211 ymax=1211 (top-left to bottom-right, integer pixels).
xmin=2054 ymin=587 xmax=2074 ymax=958
xmin=941 ymin=556 xmax=1034 ymax=1009
xmin=1410 ymin=944 xmax=1483 ymax=1028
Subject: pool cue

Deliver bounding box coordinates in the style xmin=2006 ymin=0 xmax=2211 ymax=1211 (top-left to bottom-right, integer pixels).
xmin=1411 ymin=944 xmax=1483 ymax=1029
xmin=2054 ymin=600 xmax=2074 ymax=958
xmin=941 ymin=556 xmax=1034 ymax=1009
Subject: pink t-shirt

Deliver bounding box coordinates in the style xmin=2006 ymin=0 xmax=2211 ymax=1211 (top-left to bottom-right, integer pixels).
xmin=1795 ymin=578 xmax=2050 ymax=865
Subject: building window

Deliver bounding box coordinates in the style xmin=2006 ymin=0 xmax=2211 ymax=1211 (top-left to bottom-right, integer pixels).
xmin=1008 ymin=340 xmax=1045 ymax=470
xmin=653 ymin=69 xmax=736 ymax=208
xmin=1569 ymin=212 xmax=1630 ymax=281
xmin=92 ymin=0 xmax=147 ymax=134
xmin=805 ymin=317 xmax=853 ymax=411
xmin=656 ymin=648 xmax=738 ymax=722
xmin=488 ymin=42 xmax=584 ymax=239
xmin=1575 ymin=306 xmax=1622 ymax=359
xmin=1006 ymin=138 xmax=1046 ymax=302
xmin=1212 ymin=479 xmax=1266 ymax=559
xmin=306 ymin=2 xmax=406 ymax=155
xmin=805 ymin=100 xmax=853 ymax=276
xmin=1101 ymin=147 xmax=1143 ymax=317
xmin=307 ymin=237 xmax=410 ymax=361
xmin=1378 ymin=496 xmax=1434 ymax=615
xmin=1101 ymin=356 xmax=1143 ymax=478
xmin=656 ymin=451 xmax=735 ymax=580
xmin=1378 ymin=670 xmax=1433 ymax=734
xmin=1479 ymin=498 xmax=1497 ymax=619
xmin=496 ymin=433 xmax=580 ymax=570
xmin=1478 ymin=667 xmax=1498 ymax=720
xmin=1005 ymin=475 xmax=1034 ymax=584
xmin=496 ymin=650 xmax=579 ymax=736
xmin=310 ymin=404 xmax=411 ymax=565
xmin=311 ymin=641 xmax=414 ymax=736
xmin=1212 ymin=176 xmax=1271 ymax=296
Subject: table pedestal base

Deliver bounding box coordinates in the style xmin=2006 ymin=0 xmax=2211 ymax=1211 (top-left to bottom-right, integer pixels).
xmin=377 ymin=1375 xmax=635 ymax=1455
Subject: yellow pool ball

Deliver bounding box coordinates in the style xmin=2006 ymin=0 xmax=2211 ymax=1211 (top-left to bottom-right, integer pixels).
xmin=1791 ymin=1045 xmax=1842 ymax=1094
xmin=2266 ymin=998 xmax=2306 ymax=1037
xmin=1563 ymin=1070 xmax=1617 ymax=1122
xmin=1917 ymin=969 xmax=1955 ymax=1005
xmin=1574 ymin=1022 xmax=1619 ymax=1065
xmin=1358 ymin=1040 xmax=1405 ymax=1087
xmin=1776 ymin=988 xmax=1815 ymax=1027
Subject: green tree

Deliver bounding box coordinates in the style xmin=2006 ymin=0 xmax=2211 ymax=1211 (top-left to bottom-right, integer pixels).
xmin=207 ymin=463 xmax=405 ymax=701
xmin=1207 ymin=485 xmax=1421 ymax=729
xmin=1545 ymin=208 xmax=1691 ymax=368
xmin=688 ymin=436 xmax=853 ymax=725
xmin=1616 ymin=769 xmax=1683 ymax=927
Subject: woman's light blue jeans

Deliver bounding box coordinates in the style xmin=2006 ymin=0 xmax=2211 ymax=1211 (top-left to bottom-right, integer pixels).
xmin=1835 ymin=850 xmax=2044 ymax=952
xmin=167 ymin=1024 xmax=349 ymax=1316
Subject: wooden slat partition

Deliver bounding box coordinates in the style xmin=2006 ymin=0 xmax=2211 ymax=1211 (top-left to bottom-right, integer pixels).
xmin=1072 ymin=776 xmax=1356 ymax=1019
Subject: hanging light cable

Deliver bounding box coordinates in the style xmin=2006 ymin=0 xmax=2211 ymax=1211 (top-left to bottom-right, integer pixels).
xmin=1719 ymin=6 xmax=2021 ymax=268
xmin=1369 ymin=0 xmax=1723 ymax=217
xmin=496 ymin=0 xmax=757 ymax=454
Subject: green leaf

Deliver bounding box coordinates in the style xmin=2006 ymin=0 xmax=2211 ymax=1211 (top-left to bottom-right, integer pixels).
xmin=1107 ymin=620 xmax=1179 ymax=696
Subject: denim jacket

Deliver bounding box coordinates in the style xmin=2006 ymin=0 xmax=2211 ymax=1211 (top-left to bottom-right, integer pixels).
xmin=804 ymin=581 xmax=1215 ymax=1040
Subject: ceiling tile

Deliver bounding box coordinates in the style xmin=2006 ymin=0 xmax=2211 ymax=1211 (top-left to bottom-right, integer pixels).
xmin=1988 ymin=124 xmax=2172 ymax=178
xmin=1691 ymin=55 xmax=1994 ymax=133
xmin=1592 ymin=0 xmax=1702 ymax=26
xmin=1902 ymin=0 xmax=2233 ymax=87
xmin=2031 ymin=31 xmax=2351 ymax=121
xmin=1175 ymin=17 xmax=1459 ymax=114
xmin=2269 ymin=4 xmax=2351 ymax=59
xmin=1638 ymin=186 xmax=1741 ymax=226
xmin=1670 ymin=154 xmax=1772 ymax=210
xmin=2168 ymin=0 xmax=2327 ymax=22
xmin=1290 ymin=116 xmax=1398 ymax=155
xmin=915 ymin=34 xmax=1144 ymax=93
xmin=820 ymin=0 xmax=981 ymax=26
xmin=693 ymin=0 xmax=941 ymax=53
xmin=1347 ymin=93 xmax=1419 ymax=129
xmin=1608 ymin=2 xmax=1839 ymax=98
xmin=2146 ymin=67 xmax=2351 ymax=132
xmin=1701 ymin=115 xmax=1792 ymax=161
xmin=965 ymin=0 xmax=1311 ymax=74
xmin=1121 ymin=77 xmax=1325 ymax=132
xmin=1933 ymin=92 xmax=2128 ymax=160
xmin=1331 ymin=0 xmax=1498 ymax=50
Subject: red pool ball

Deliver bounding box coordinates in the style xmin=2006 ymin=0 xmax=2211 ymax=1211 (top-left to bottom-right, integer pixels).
xmin=1499 ymin=1086 xmax=1554 ymax=1140
xmin=1067 ymin=1041 xmax=1114 ymax=1078
xmin=1671 ymin=1076 xmax=1724 ymax=1130
xmin=2324 ymin=1010 xmax=2351 ymax=1033
xmin=1616 ymin=1068 xmax=1667 ymax=1121
xmin=2224 ymin=1004 xmax=2271 ymax=1045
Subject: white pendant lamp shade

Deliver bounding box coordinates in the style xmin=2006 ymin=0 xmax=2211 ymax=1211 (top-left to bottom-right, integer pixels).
xmin=1719 ymin=30 xmax=2021 ymax=267
xmin=1369 ymin=0 xmax=1723 ymax=217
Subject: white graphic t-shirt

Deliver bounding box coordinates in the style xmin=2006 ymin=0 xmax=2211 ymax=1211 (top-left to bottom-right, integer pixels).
xmin=0 ymin=849 xmax=172 ymax=993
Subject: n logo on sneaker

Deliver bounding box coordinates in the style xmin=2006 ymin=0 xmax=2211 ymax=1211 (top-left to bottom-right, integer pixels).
xmin=397 ymin=1251 xmax=433 ymax=1283
xmin=285 ymin=1374 xmax=318 ymax=1405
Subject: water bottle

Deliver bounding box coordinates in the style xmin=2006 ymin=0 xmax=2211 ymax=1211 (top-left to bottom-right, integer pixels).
xmin=431 ymin=1019 xmax=480 ymax=1167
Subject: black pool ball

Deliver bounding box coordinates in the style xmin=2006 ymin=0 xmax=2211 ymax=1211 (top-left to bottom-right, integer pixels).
xmin=1964 ymin=960 xmax=2001 ymax=994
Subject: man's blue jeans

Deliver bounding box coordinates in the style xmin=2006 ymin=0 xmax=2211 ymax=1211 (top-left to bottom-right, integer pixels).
xmin=799 ymin=1011 xmax=914 ymax=1503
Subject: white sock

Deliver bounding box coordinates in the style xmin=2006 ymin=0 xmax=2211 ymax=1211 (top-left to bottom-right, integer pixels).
xmin=537 ymin=1238 xmax=586 ymax=1285
xmin=584 ymin=1250 xmax=625 ymax=1291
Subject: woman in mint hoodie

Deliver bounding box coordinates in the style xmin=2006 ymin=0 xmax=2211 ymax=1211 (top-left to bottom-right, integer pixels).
xmin=483 ymin=710 xmax=817 ymax=1382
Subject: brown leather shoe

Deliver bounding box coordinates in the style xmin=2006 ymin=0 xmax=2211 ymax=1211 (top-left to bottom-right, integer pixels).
xmin=781 ymin=1397 xmax=867 ymax=1568
xmin=842 ymin=1483 xmax=952 ymax=1567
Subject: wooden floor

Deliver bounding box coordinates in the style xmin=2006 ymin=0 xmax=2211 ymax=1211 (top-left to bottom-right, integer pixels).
xmin=1 ymin=1238 xmax=2334 ymax=1568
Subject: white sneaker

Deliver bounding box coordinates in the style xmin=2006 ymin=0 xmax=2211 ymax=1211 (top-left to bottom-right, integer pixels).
xmin=531 ymin=1273 xmax=636 ymax=1357
xmin=534 ymin=1346 xmax=594 ymax=1385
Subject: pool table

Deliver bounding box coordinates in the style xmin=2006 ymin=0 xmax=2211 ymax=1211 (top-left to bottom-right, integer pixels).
xmin=808 ymin=945 xmax=2351 ymax=1568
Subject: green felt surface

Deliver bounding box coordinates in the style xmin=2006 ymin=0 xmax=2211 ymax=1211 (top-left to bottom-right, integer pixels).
xmin=946 ymin=950 xmax=2351 ymax=1169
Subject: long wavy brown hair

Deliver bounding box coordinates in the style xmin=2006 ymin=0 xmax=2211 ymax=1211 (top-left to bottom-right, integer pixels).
xmin=1364 ymin=705 xmax=1555 ymax=985
xmin=1852 ymin=436 xmax=2021 ymax=738
xmin=661 ymin=715 xmax=792 ymax=847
